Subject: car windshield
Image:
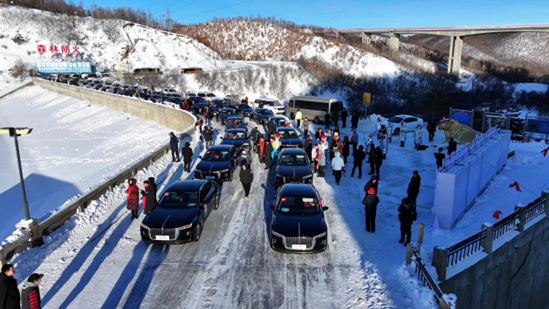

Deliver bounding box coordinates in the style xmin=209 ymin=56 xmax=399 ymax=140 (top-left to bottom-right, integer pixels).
xmin=279 ymin=154 xmax=308 ymax=166
xmin=223 ymin=110 xmax=236 ymax=115
xmin=203 ymin=150 xmax=231 ymax=161
xmin=390 ymin=116 xmax=404 ymax=123
xmin=279 ymin=130 xmax=298 ymax=138
xmin=227 ymin=119 xmax=244 ymax=127
xmin=224 ymin=132 xmax=245 ymax=140
xmin=207 ymin=93 xmax=216 ymax=97
xmin=158 ymin=191 xmax=198 ymax=208
xmin=274 ymin=119 xmax=287 ymax=126
xmin=278 ymin=197 xmax=319 ymax=215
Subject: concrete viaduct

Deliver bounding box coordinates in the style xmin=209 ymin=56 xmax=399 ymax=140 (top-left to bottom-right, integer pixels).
xmin=316 ymin=25 xmax=549 ymax=75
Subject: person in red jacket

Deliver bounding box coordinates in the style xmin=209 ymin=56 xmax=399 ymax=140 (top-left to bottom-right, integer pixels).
xmin=127 ymin=178 xmax=140 ymax=219
xmin=21 ymin=273 xmax=43 ymax=309
xmin=259 ymin=136 xmax=265 ymax=163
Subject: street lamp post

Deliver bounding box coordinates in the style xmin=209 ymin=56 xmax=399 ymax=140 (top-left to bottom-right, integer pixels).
xmin=1 ymin=127 xmax=33 ymax=220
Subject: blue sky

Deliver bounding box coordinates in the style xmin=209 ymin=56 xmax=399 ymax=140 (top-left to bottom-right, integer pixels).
xmin=84 ymin=0 xmax=549 ymax=28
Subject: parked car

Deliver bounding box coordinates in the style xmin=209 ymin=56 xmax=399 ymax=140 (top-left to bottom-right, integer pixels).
xmin=219 ymin=108 xmax=238 ymax=123
xmin=212 ymin=99 xmax=231 ymax=110
xmin=253 ymin=108 xmax=274 ymax=125
xmin=384 ymin=115 xmax=425 ymax=135
xmin=195 ymin=145 xmax=238 ymax=182
xmin=234 ymin=103 xmax=253 ymax=118
xmin=274 ymin=148 xmax=313 ymax=188
xmin=269 ymin=183 xmax=328 ymax=253
xmin=192 ymin=102 xmax=219 ymax=116
xmin=253 ymin=98 xmax=286 ymax=114
xmin=197 ymin=91 xmax=218 ymax=102
xmin=224 ymin=94 xmax=240 ymax=103
xmin=265 ymin=116 xmax=289 ymax=132
xmin=140 ymin=179 xmax=219 ymax=244
xmin=275 ymin=127 xmax=304 ymax=149
xmin=219 ymin=128 xmax=249 ymax=149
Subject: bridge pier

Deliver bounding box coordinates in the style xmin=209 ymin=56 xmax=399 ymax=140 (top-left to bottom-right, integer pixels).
xmin=361 ymin=32 xmax=372 ymax=45
xmin=448 ymin=35 xmax=463 ymax=76
xmin=389 ymin=33 xmax=400 ymax=51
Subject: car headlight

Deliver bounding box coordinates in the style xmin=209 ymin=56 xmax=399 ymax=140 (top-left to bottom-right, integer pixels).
xmin=140 ymin=223 xmax=149 ymax=230
xmin=271 ymin=230 xmax=284 ymax=238
xmin=179 ymin=223 xmax=193 ymax=230
xmin=314 ymin=231 xmax=327 ymax=238
xmin=219 ymin=168 xmax=230 ymax=173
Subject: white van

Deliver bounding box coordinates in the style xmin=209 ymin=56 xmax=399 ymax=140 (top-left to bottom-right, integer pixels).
xmin=287 ymin=96 xmax=343 ymax=124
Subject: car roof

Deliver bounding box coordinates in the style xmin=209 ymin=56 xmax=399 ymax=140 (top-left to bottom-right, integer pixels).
xmin=167 ymin=179 xmax=207 ymax=192
xmin=226 ymin=128 xmax=247 ymax=133
xmin=279 ymin=148 xmax=307 ymax=155
xmin=221 ymin=108 xmax=235 ymax=111
xmin=226 ymin=115 xmax=242 ymax=119
xmin=208 ymin=145 xmax=235 ymax=151
xmin=279 ymin=184 xmax=317 ymax=198
xmin=277 ymin=127 xmax=295 ymax=131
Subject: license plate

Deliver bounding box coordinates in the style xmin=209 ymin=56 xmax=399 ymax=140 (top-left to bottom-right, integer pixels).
xmin=205 ymin=176 xmax=215 ymax=180
xmin=292 ymin=244 xmax=307 ymax=250
xmin=155 ymin=235 xmax=170 ymax=241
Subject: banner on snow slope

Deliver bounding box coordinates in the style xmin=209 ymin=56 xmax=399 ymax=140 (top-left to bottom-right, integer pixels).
xmin=449 ymin=108 xmax=474 ymax=127
xmin=525 ymin=116 xmax=549 ymax=135
xmin=35 ymin=61 xmax=92 ymax=74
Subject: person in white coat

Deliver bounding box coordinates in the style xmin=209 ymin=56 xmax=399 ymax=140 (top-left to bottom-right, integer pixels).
xmin=387 ymin=120 xmax=394 ymax=143
xmin=331 ymin=152 xmax=345 ymax=185
xmin=414 ymin=124 xmax=423 ymax=149
xmin=365 ymin=135 xmax=374 ymax=154
xmin=376 ymin=118 xmax=382 ymax=140
xmin=399 ymin=122 xmax=406 ymax=147
xmin=380 ymin=133 xmax=388 ymax=159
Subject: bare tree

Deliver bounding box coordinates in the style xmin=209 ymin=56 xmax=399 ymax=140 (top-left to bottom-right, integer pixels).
xmin=102 ymin=20 xmax=120 ymax=43
xmin=11 ymin=59 xmax=31 ymax=82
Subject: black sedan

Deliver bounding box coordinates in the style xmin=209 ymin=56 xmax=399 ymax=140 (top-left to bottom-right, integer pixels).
xmin=269 ymin=184 xmax=328 ymax=253
xmin=253 ymin=108 xmax=274 ymax=125
xmin=275 ymin=148 xmax=313 ymax=188
xmin=234 ymin=103 xmax=253 ymax=117
xmin=225 ymin=116 xmax=248 ymax=131
xmin=275 ymin=127 xmax=304 ymax=149
xmin=219 ymin=108 xmax=238 ymax=123
xmin=212 ymin=99 xmax=231 ymax=109
xmin=195 ymin=145 xmax=238 ymax=182
xmin=192 ymin=102 xmax=219 ymax=116
xmin=220 ymin=128 xmax=248 ymax=149
xmin=140 ymin=179 xmax=219 ymax=244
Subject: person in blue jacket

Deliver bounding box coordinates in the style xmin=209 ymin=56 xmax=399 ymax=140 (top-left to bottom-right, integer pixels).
xmin=169 ymin=132 xmax=180 ymax=162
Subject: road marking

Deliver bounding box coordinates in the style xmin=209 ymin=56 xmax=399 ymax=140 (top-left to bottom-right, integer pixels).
xmin=232 ymin=183 xmax=242 ymax=201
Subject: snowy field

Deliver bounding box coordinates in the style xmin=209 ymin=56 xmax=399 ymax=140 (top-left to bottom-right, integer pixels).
xmin=3 ymin=109 xmax=548 ymax=308
xmin=0 ymin=86 xmax=171 ymax=244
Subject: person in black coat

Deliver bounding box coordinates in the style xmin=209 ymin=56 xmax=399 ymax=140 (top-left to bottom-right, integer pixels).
xmin=332 ymin=110 xmax=339 ymax=128
xmin=341 ymin=136 xmax=350 ymax=164
xmin=368 ymin=145 xmax=376 ymax=175
xmin=267 ymin=119 xmax=275 ymax=136
xmin=374 ymin=147 xmax=383 ymax=180
xmin=398 ymin=198 xmax=417 ymax=246
xmin=324 ymin=111 xmax=331 ymax=129
xmin=148 ymin=177 xmax=157 ymax=198
xmin=239 ymin=163 xmax=254 ymax=201
xmin=351 ymin=145 xmax=366 ymax=178
xmin=303 ymin=136 xmax=313 ymax=161
xmin=169 ymin=132 xmax=180 ymax=162
xmin=363 ymin=188 xmax=379 ymax=232
xmin=427 ymin=120 xmax=436 ymax=142
xmin=340 ymin=108 xmax=348 ymax=128
xmin=182 ymin=142 xmax=193 ymax=173
xmin=363 ymin=175 xmax=378 ymax=195
xmin=141 ymin=180 xmax=157 ymax=215
xmin=264 ymin=140 xmax=273 ymax=170
xmin=251 ymin=127 xmax=260 ymax=152
xmin=0 ymin=264 xmax=20 ymax=309
xmin=434 ymin=147 xmax=446 ymax=169
xmin=407 ymin=170 xmax=421 ymax=205
xmin=203 ymin=126 xmax=214 ymax=149
xmin=448 ymin=138 xmax=458 ymax=155
xmin=351 ymin=110 xmax=359 ymax=131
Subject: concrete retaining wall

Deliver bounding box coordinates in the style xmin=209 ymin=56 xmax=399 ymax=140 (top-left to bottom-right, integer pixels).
xmin=32 ymin=78 xmax=195 ymax=132
xmin=440 ymin=216 xmax=549 ymax=309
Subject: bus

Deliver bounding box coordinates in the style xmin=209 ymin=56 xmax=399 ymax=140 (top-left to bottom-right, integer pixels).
xmin=182 ymin=67 xmax=204 ymax=74
xmin=287 ymin=96 xmax=343 ymax=124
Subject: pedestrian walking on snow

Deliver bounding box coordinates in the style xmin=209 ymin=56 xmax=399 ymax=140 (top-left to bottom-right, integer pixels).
xmin=351 ymin=145 xmax=365 ymax=179
xmin=182 ymin=142 xmax=193 ymax=172
xmin=331 ymin=152 xmax=345 ymax=185
xmin=399 ymin=123 xmax=406 ymax=147
xmin=340 ymin=108 xmax=348 ymax=128
xmin=342 ymin=136 xmax=350 ymax=164
xmin=203 ymin=126 xmax=214 ymax=149
xmin=239 ymin=163 xmax=254 ymax=202
xmin=302 ymin=117 xmax=310 ymax=137
xmin=351 ymin=130 xmax=359 ymax=155
xmin=364 ymin=175 xmax=379 ymax=195
xmin=259 ymin=136 xmax=266 ymax=163
xmin=21 ymin=273 xmax=43 ymax=309
xmin=427 ymin=120 xmax=436 ymax=142
xmin=374 ymin=147 xmax=383 ymax=180
xmin=148 ymin=177 xmax=157 ymax=199
xmin=303 ymin=135 xmax=313 ymax=161
xmin=398 ymin=198 xmax=417 ymax=246
xmin=169 ymin=132 xmax=180 ymax=162
xmin=315 ymin=128 xmax=323 ymax=141
xmin=0 ymin=264 xmax=20 ymax=309
xmin=127 ymin=178 xmax=140 ymax=219
xmin=351 ymin=111 xmax=359 ymax=131
xmin=324 ymin=111 xmax=331 ymax=129
xmin=363 ymin=187 xmax=379 ymax=233
xmin=407 ymin=170 xmax=421 ymax=205
xmin=295 ymin=109 xmax=303 ymax=128
xmin=380 ymin=134 xmax=388 ymax=159
xmin=434 ymin=147 xmax=446 ymax=169
xmin=264 ymin=140 xmax=273 ymax=169
xmin=368 ymin=144 xmax=376 ymax=175
xmin=332 ymin=110 xmax=339 ymax=128
xmin=317 ymin=145 xmax=327 ymax=177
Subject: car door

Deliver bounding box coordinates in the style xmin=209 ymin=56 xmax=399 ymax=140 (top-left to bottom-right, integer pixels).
xmin=199 ymin=183 xmax=213 ymax=221
xmin=404 ymin=117 xmax=416 ymax=132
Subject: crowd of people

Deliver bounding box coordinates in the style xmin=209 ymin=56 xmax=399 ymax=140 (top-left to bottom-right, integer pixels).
xmin=1 ymin=264 xmax=43 ymax=309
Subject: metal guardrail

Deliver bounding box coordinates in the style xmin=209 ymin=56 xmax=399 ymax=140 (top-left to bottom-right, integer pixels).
xmin=433 ymin=193 xmax=548 ymax=281
xmin=440 ymin=127 xmax=500 ymax=172
xmin=412 ymin=251 xmax=445 ymax=302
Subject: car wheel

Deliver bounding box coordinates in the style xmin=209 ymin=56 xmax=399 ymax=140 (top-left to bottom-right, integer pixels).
xmin=193 ymin=221 xmax=203 ymax=242
xmin=314 ymin=117 xmax=320 ymax=124
xmin=394 ymin=128 xmax=400 ymax=135
xmin=290 ymin=113 xmax=295 ymax=120
xmin=214 ymin=192 xmax=220 ymax=209
xmin=228 ymin=168 xmax=233 ymax=182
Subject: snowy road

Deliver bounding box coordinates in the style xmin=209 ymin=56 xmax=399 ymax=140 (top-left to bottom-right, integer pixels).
xmin=11 ymin=118 xmax=419 ymax=309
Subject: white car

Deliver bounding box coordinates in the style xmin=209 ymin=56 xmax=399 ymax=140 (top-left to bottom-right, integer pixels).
xmin=197 ymin=91 xmax=218 ymax=102
xmin=384 ymin=115 xmax=425 ymax=135
xmin=252 ymin=98 xmax=286 ymax=115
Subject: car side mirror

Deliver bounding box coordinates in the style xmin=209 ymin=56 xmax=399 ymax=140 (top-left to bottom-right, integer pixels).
xmin=269 ymin=205 xmax=275 ymax=210
xmin=322 ymin=206 xmax=329 ymax=211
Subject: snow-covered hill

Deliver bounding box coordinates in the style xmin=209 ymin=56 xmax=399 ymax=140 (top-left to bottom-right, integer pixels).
xmin=177 ymin=19 xmax=418 ymax=78
xmin=0 ymin=6 xmax=230 ymax=90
